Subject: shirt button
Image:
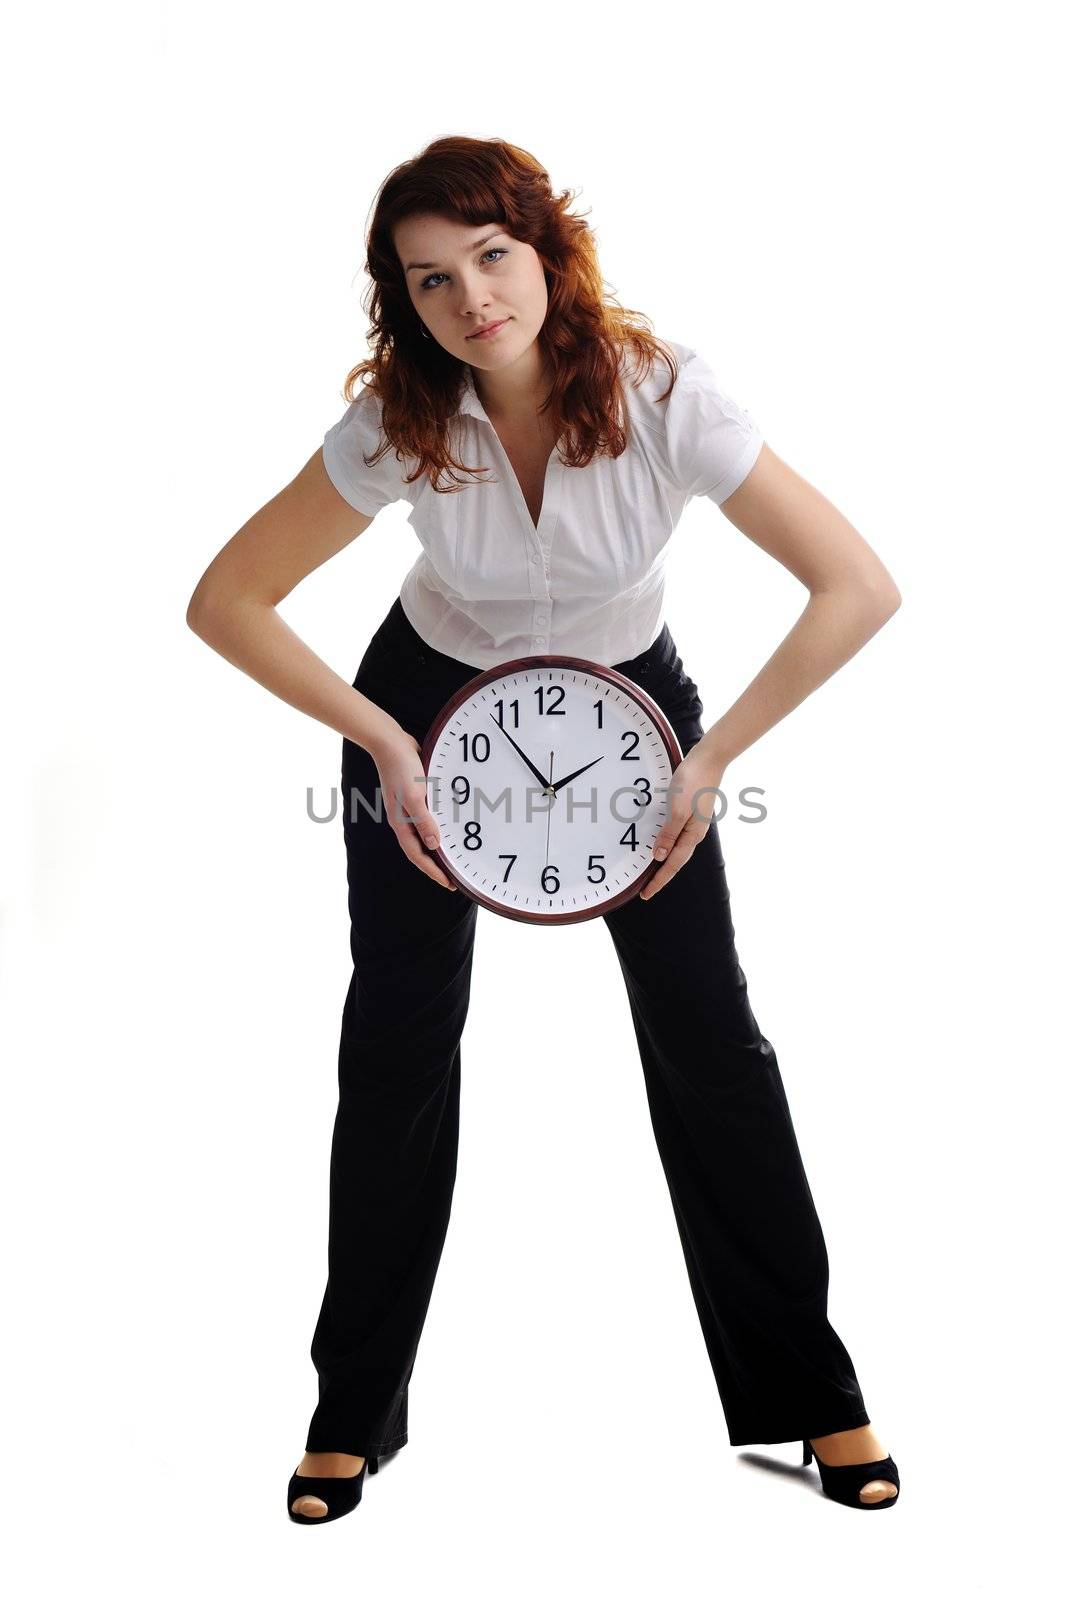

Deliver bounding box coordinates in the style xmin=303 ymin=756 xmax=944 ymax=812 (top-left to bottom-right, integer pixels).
xmin=531 ymin=553 xmax=540 ymax=564
xmin=534 ymin=636 xmax=545 ymax=645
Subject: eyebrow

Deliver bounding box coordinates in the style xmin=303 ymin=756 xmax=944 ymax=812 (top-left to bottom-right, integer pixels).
xmin=403 ymin=232 xmax=506 ymax=273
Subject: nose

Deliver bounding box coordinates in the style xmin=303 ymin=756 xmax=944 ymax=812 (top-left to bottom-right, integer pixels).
xmin=454 ymin=270 xmax=494 ymax=319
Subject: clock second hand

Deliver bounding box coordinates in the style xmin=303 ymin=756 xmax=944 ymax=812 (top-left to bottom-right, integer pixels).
xmin=544 ymin=750 xmax=555 ymax=875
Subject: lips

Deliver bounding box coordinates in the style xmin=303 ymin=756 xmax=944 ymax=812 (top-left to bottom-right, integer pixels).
xmin=467 ymin=318 xmax=509 ymax=338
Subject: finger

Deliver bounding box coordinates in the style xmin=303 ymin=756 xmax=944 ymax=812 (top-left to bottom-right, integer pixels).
xmin=650 ymin=814 xmax=686 ymax=863
xmin=399 ymin=844 xmax=450 ymax=896
xmin=419 ymin=838 xmax=456 ymax=889
xmin=641 ymin=855 xmax=684 ymax=899
xmin=393 ymin=788 xmax=446 ymax=861
xmin=396 ymin=828 xmax=455 ymax=890
xmin=654 ymin=785 xmax=696 ymax=854
xmin=413 ymin=810 xmax=456 ymax=889
xmin=640 ymin=822 xmax=705 ymax=899
xmin=414 ymin=808 xmax=442 ymax=857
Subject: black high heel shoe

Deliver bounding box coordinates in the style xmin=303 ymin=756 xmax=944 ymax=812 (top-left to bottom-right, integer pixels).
xmin=287 ymin=1453 xmax=380 ymax=1525
xmin=802 ymin=1437 xmax=900 ymax=1509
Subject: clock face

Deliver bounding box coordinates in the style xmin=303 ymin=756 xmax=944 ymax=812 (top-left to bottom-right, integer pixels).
xmin=420 ymin=654 xmax=683 ymax=925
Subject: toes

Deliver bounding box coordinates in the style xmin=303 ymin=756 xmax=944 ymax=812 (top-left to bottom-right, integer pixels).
xmin=858 ymin=1480 xmax=898 ymax=1503
xmin=291 ymin=1494 xmax=329 ymax=1517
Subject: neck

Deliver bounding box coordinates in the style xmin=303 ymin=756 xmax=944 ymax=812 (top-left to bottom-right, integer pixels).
xmin=468 ymin=339 xmax=553 ymax=427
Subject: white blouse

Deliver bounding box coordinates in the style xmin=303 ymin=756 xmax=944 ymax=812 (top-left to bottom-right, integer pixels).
xmin=322 ymin=339 xmax=764 ymax=670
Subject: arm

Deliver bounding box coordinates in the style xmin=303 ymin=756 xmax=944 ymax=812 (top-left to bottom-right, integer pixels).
xmin=186 ymin=448 xmax=401 ymax=754
xmin=695 ymin=442 xmax=902 ymax=768
xmin=186 ymin=449 xmax=454 ymax=890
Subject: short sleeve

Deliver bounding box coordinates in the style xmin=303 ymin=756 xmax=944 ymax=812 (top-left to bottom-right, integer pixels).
xmin=662 ymin=348 xmax=764 ymax=504
xmin=322 ymin=384 xmax=411 ymax=515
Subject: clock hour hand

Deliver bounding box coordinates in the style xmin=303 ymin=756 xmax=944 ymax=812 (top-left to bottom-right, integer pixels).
xmin=550 ymin=754 xmax=605 ymax=795
xmin=492 ymin=721 xmax=553 ymax=792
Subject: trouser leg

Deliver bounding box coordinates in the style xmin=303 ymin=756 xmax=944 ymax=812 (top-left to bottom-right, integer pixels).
xmin=602 ymin=719 xmax=870 ymax=1447
xmin=305 ymin=732 xmax=479 ymax=1455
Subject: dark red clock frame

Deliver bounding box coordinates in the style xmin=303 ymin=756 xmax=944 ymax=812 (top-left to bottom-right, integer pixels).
xmin=418 ymin=652 xmax=684 ymax=926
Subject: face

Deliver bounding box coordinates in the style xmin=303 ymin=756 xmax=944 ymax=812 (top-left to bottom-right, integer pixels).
xmin=394 ymin=213 xmax=549 ymax=372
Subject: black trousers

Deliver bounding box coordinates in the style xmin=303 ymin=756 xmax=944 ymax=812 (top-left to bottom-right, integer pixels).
xmin=305 ymin=596 xmax=870 ymax=1455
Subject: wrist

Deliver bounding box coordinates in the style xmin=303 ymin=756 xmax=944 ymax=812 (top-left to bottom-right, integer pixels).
xmin=694 ymin=727 xmax=736 ymax=769
xmin=360 ymin=707 xmax=407 ymax=761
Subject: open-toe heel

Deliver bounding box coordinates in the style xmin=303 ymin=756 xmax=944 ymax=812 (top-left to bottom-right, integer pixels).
xmin=287 ymin=1455 xmax=376 ymax=1524
xmin=802 ymin=1438 xmax=900 ymax=1509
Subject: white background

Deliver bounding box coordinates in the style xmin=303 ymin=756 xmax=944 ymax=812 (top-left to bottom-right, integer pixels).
xmin=4 ymin=0 xmax=1062 ymax=1592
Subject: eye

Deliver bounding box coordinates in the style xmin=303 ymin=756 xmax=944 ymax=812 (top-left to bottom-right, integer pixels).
xmin=420 ymin=247 xmax=508 ymax=291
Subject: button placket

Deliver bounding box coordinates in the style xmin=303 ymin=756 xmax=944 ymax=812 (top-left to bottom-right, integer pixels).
xmin=483 ymin=426 xmax=562 ymax=655
xmin=531 ymin=533 xmax=552 ymax=649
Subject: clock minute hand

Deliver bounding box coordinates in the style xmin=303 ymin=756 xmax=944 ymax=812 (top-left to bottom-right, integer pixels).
xmin=550 ymin=754 xmax=605 ymax=794
xmin=491 ymin=721 xmax=553 ymax=792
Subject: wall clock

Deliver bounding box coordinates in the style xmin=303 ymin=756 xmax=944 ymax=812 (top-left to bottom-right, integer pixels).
xmin=419 ymin=652 xmax=685 ymax=925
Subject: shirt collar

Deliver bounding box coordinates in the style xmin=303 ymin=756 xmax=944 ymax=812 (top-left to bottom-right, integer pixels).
xmin=457 ymin=350 xmax=638 ymax=422
xmin=456 ymin=364 xmax=491 ymax=423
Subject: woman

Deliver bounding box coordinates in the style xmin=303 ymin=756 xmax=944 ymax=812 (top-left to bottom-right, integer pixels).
xmin=187 ymin=135 xmax=903 ymax=1521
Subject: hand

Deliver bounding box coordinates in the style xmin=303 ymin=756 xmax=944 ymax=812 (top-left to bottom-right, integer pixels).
xmin=369 ymin=727 xmax=456 ymax=892
xmin=639 ymin=743 xmax=727 ymax=900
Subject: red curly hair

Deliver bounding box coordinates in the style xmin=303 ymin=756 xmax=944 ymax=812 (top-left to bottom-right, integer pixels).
xmin=339 ymin=134 xmax=680 ymax=495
